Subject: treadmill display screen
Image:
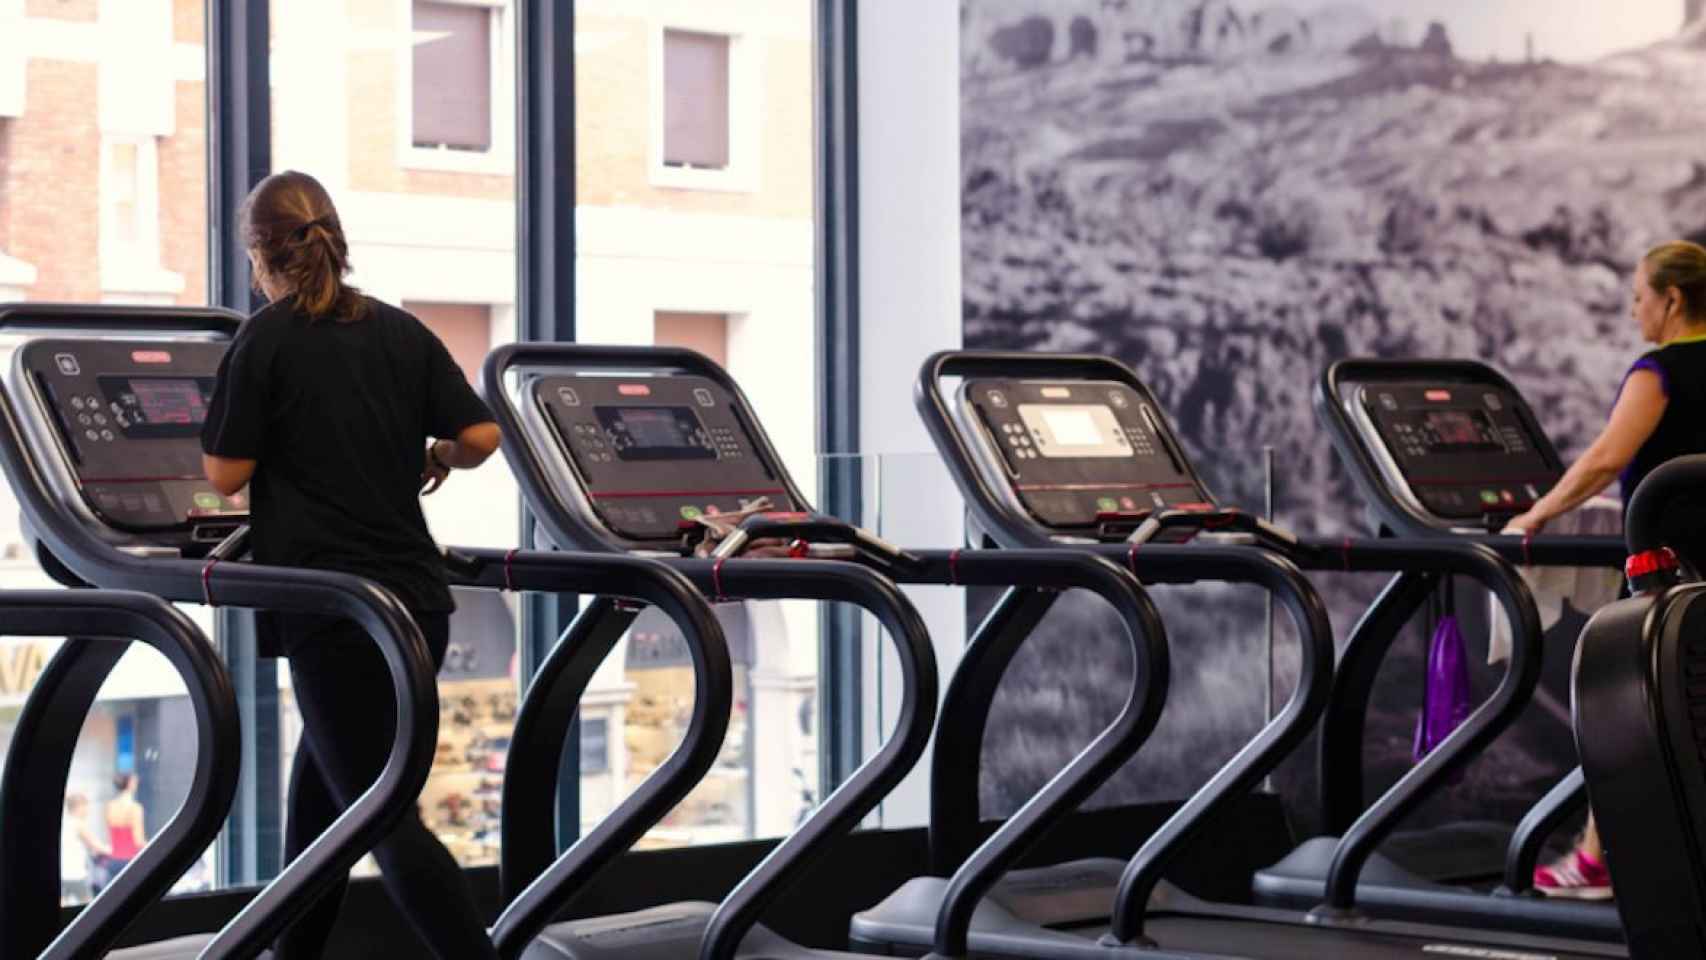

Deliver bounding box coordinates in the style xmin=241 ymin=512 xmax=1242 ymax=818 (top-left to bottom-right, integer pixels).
xmin=129 ymin=378 xmax=208 ymax=425
xmin=1357 ymin=383 xmax=1559 ymax=521
xmin=596 ymin=405 xmax=716 ymax=461
xmin=1018 ymin=404 xmax=1131 ymax=459
xmin=1421 ymin=409 xmax=1501 ymax=453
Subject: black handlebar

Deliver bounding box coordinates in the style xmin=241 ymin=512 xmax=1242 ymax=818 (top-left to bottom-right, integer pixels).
xmin=890 ymin=550 xmax=1168 ymax=957
xmin=0 ymin=591 xmax=240 ymax=960
xmin=0 ymin=373 xmax=438 ymax=960
xmin=684 ymin=558 xmax=938 ymax=960
xmin=0 ymin=302 xmax=244 ymax=337
xmin=439 ymin=548 xmax=732 ymax=960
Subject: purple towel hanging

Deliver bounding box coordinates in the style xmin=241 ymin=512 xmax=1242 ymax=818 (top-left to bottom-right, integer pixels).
xmin=1413 ymin=613 xmax=1472 ymax=761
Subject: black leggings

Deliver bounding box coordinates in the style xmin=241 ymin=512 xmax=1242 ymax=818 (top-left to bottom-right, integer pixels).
xmin=275 ymin=613 xmax=496 ymax=960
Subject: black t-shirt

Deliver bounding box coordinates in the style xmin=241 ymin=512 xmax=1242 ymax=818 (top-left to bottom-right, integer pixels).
xmin=1619 ymin=337 xmax=1706 ymax=567
xmin=200 ymin=297 xmax=493 ymax=621
xmin=1619 ymin=338 xmax=1706 ymax=502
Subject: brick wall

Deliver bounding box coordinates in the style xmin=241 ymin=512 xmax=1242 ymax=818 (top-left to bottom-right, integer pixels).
xmin=159 ymin=76 xmax=208 ymax=304
xmin=3 ymin=11 xmax=206 ymax=304
xmin=8 ymin=59 xmax=100 ymax=301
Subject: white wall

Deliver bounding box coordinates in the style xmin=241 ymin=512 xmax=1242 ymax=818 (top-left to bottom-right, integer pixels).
xmin=857 ymin=0 xmax=966 ymax=828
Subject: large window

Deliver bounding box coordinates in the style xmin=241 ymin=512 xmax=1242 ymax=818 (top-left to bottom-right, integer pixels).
xmin=0 ymin=0 xmax=211 ymax=904
xmin=272 ymin=0 xmax=520 ymax=872
xmin=0 ymin=0 xmax=832 ymax=910
xmin=578 ymin=0 xmax=819 ymax=844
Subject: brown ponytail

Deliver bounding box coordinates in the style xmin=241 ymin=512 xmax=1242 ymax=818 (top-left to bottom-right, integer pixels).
xmin=240 ymin=171 xmax=370 ymax=323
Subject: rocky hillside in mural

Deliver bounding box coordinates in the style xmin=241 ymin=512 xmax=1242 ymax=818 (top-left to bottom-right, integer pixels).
xmin=963 ymin=1 xmax=1706 ymax=826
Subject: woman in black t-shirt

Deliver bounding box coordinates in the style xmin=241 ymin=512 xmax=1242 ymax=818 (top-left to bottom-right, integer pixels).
xmin=1505 ymin=239 xmax=1706 ymax=900
xmin=201 ymin=170 xmax=501 ymax=959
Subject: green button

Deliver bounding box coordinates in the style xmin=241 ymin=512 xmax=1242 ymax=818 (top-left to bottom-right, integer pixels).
xmin=1096 ymin=497 xmax=1119 ymax=512
xmin=1479 ymin=490 xmax=1500 ymax=505
xmin=194 ymin=492 xmax=222 ymax=509
xmin=679 ymin=505 xmax=702 ymax=520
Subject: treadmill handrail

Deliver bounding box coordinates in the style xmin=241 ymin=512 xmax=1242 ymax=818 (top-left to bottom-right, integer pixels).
xmin=897 ymin=549 xmax=1170 ymax=957
xmin=443 ymin=548 xmax=733 ymax=960
xmin=688 ymin=557 xmax=938 ymax=960
xmin=1294 ymin=537 xmax=1546 ymax=913
xmin=0 ymin=379 xmax=438 ymax=960
xmin=481 ymin=342 xmax=816 ymax=554
xmin=0 ymin=301 xmax=244 ymax=337
xmin=0 ymin=591 xmax=240 ymax=960
xmin=1102 ymin=543 xmax=1335 ymax=945
xmin=1625 ymin=452 xmax=1706 ymax=556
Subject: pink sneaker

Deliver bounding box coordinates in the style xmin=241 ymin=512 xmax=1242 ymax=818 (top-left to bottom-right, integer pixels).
xmin=1534 ymin=849 xmax=1612 ymax=900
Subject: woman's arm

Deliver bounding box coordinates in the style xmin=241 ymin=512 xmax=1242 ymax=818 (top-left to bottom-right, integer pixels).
xmin=434 ymin=421 xmax=500 ymax=469
xmin=1505 ymin=369 xmax=1667 ymax=533
xmin=202 ymin=455 xmax=256 ymax=497
xmin=77 ymin=823 xmax=111 ymax=857
xmin=421 ymin=422 xmax=501 ymax=495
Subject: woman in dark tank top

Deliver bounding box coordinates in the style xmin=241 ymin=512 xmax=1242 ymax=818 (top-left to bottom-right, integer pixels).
xmin=1504 ymin=239 xmax=1706 ymax=900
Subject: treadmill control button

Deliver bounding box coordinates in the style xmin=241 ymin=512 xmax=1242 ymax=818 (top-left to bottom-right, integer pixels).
xmin=93 ymin=413 xmax=107 ymax=425
xmin=558 ymin=387 xmax=581 ymax=406
xmin=1479 ymin=490 xmax=1500 ymax=505
xmin=86 ymin=395 xmax=100 ymax=409
xmin=693 ymin=388 xmax=715 ymax=407
xmin=85 ymin=429 xmax=100 ymax=441
xmin=680 ymin=505 xmax=703 ymax=520
xmin=1484 ymin=393 xmax=1502 ymax=411
xmin=71 ymin=396 xmax=85 ymax=410
xmin=1107 ymin=391 xmax=1128 ymax=409
xmin=988 ymin=391 xmax=1008 ymax=409
xmin=1097 ymin=497 xmax=1119 ymax=512
xmin=100 ymin=429 xmax=114 ymax=442
xmin=194 ymin=492 xmax=222 ymax=510
xmin=55 ymin=353 xmax=81 ymax=376
xmin=77 ymin=414 xmax=92 ymax=426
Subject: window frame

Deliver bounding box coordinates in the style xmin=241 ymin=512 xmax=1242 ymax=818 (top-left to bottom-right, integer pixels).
xmin=398 ymin=0 xmax=516 ymax=176
xmin=648 ymin=16 xmax=760 ymax=194
xmin=99 ymin=133 xmax=186 ymax=304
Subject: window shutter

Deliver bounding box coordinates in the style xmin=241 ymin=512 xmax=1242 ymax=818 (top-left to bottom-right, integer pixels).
xmin=663 ymin=30 xmax=730 ymax=169
xmin=413 ymin=1 xmax=493 ymax=151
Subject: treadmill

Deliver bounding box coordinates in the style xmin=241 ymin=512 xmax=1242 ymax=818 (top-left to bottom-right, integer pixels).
xmin=0 ymin=588 xmax=238 ymax=960
xmin=1258 ymin=358 xmax=1628 ymax=939
xmin=480 ymin=344 xmax=1174 ymax=959
xmin=0 ymin=304 xmax=738 ymax=960
xmin=1572 ymin=454 xmax=1706 ymax=958
xmin=843 ymin=349 xmax=1622 ymax=959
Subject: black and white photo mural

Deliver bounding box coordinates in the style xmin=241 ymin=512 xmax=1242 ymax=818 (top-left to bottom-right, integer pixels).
xmin=961 ymin=0 xmax=1706 ymax=831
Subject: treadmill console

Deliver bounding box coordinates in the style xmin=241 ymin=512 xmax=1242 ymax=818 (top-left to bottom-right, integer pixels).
xmin=12 ymin=338 xmax=244 ymax=543
xmin=531 ymin=373 xmax=797 ymax=544
xmin=1352 ymin=382 xmax=1559 ymax=523
xmin=959 ymin=379 xmax=1211 ymax=531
